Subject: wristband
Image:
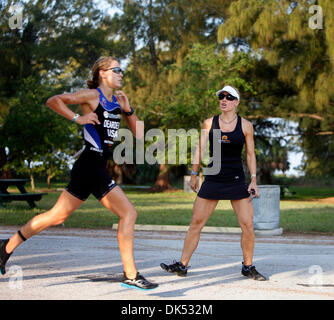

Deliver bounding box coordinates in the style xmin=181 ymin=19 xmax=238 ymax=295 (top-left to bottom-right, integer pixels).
xmin=123 ymin=107 xmax=135 ymax=116
xmin=251 ymin=174 xmax=256 ymax=178
xmin=72 ymin=114 xmax=80 ymax=122
xmin=191 ymin=170 xmax=198 ymax=176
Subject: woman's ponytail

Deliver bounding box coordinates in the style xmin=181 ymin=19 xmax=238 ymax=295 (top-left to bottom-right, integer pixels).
xmin=87 ymin=74 xmax=99 ymax=89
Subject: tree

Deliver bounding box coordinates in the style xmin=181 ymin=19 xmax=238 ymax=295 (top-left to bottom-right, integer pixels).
xmin=118 ymin=1 xmax=228 ymax=189
xmin=252 ymin=120 xmax=292 ymax=183
xmin=0 ymin=0 xmax=129 ymax=182
xmin=141 ymin=44 xmax=257 ymax=189
xmin=2 ymin=76 xmax=78 ymax=189
xmin=217 ymin=0 xmax=334 ymax=176
xmin=114 ymin=0 xmax=292 ymax=187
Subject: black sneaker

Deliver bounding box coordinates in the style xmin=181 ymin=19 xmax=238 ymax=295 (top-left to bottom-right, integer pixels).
xmin=0 ymin=239 xmax=12 ymax=275
xmin=160 ymin=260 xmax=189 ymax=277
xmin=241 ymin=262 xmax=266 ymax=281
xmin=121 ymin=272 xmax=158 ymax=291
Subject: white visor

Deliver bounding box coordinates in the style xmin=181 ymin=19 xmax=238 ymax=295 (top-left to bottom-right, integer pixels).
xmin=216 ymin=86 xmax=240 ymax=101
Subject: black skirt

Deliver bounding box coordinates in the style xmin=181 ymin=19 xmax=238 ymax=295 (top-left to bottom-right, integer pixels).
xmin=197 ymin=178 xmax=250 ymax=200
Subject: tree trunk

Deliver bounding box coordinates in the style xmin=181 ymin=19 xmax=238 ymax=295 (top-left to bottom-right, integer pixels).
xmin=131 ymin=28 xmax=137 ymax=73
xmin=30 ymin=173 xmax=35 ymax=191
xmin=107 ymin=161 xmax=123 ymax=184
xmin=152 ymin=164 xmax=172 ymax=191
xmin=28 ymin=161 xmax=35 ymax=191
xmin=260 ymin=166 xmax=272 ymax=184
xmin=148 ymin=0 xmax=158 ymax=77
xmin=47 ymin=167 xmax=52 ymax=189
xmin=0 ymin=147 xmax=12 ymax=178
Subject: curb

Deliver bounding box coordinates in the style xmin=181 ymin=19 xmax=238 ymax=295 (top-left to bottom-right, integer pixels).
xmin=254 ymin=228 xmax=283 ymax=236
xmin=112 ymin=224 xmax=283 ymax=236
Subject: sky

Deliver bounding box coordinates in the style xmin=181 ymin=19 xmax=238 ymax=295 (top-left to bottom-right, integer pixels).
xmin=95 ymin=0 xmax=120 ymax=16
xmin=270 ymin=119 xmax=304 ymax=177
xmin=283 ymin=151 xmax=303 ymax=177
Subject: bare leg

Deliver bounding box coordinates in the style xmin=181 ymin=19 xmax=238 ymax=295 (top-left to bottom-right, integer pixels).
xmin=100 ymin=186 xmax=138 ymax=279
xmin=5 ymin=191 xmax=83 ymax=254
xmin=230 ymin=197 xmax=255 ymax=265
xmin=180 ymin=196 xmax=219 ymax=266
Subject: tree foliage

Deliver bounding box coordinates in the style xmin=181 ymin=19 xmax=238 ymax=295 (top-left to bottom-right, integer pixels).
xmin=2 ymin=76 xmax=79 ymax=189
xmin=1 ymin=0 xmax=332 ymax=187
xmin=218 ymin=0 xmax=334 ymax=175
xmin=0 ymin=0 xmax=128 ymax=183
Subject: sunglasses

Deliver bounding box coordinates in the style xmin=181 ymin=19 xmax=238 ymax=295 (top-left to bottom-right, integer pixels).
xmin=218 ymin=92 xmax=237 ymax=101
xmin=105 ymin=67 xmax=123 ymax=74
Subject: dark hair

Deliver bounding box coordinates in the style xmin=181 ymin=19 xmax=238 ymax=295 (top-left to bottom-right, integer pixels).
xmin=87 ymin=56 xmax=118 ymax=89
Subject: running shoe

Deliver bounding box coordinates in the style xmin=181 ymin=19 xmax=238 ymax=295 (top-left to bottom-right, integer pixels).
xmin=241 ymin=262 xmax=266 ymax=281
xmin=0 ymin=239 xmax=11 ymax=275
xmin=160 ymin=260 xmax=189 ymax=277
xmin=121 ymin=272 xmax=158 ymax=290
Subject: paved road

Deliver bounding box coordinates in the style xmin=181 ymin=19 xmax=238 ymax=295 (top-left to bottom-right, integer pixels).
xmin=1 ymin=226 xmax=333 ymax=301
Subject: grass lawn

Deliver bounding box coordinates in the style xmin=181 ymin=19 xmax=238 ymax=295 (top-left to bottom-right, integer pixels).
xmin=285 ymin=186 xmax=334 ymax=200
xmin=0 ymin=185 xmax=333 ymax=235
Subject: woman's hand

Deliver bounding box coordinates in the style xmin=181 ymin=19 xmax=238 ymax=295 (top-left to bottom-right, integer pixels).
xmin=115 ymin=90 xmax=131 ymax=112
xmin=190 ymin=175 xmax=199 ymax=193
xmin=76 ymin=112 xmax=100 ymax=125
xmin=248 ymin=180 xmax=259 ymax=198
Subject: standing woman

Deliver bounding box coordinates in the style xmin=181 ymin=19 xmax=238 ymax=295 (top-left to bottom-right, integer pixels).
xmin=0 ymin=56 xmax=158 ymax=290
xmin=161 ymin=85 xmax=266 ymax=281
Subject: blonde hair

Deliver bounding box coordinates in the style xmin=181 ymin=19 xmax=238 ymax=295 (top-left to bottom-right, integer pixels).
xmin=87 ymin=56 xmax=118 ymax=89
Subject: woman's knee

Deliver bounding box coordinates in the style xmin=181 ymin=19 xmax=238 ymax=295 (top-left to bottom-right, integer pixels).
xmin=189 ymin=216 xmax=206 ymax=232
xmin=48 ymin=191 xmax=81 ymax=226
xmin=122 ymin=207 xmax=138 ymax=223
xmin=239 ymin=217 xmax=254 ymax=232
xmin=189 ymin=198 xmax=217 ymax=233
xmin=51 ymin=215 xmax=68 ymax=226
xmin=47 ymin=207 xmax=72 ymax=226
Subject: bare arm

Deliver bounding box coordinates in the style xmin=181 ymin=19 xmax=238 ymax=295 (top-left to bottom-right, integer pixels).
xmin=243 ymin=118 xmax=259 ymax=196
xmin=190 ymin=118 xmax=212 ymax=192
xmin=116 ymin=90 xmax=144 ymax=139
xmin=46 ymin=89 xmax=100 ymax=125
xmin=122 ymin=114 xmax=144 ymax=139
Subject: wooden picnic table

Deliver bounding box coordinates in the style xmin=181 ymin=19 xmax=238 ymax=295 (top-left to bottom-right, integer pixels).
xmin=0 ymin=179 xmax=47 ymax=208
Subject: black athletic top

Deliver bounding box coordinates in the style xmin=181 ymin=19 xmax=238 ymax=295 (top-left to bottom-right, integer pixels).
xmin=83 ymin=88 xmax=122 ymax=158
xmin=206 ymin=115 xmax=246 ymax=183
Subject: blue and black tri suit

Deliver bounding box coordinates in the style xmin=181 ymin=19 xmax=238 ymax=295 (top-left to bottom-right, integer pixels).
xmin=66 ymin=88 xmax=121 ymax=201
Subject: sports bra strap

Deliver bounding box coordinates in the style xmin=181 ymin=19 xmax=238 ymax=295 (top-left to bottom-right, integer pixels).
xmin=211 ymin=115 xmax=220 ymax=131
xmin=96 ymin=87 xmax=120 ymax=110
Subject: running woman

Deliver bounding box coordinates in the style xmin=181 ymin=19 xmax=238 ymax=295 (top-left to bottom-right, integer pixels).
xmin=160 ymin=85 xmax=266 ymax=281
xmin=0 ymin=56 xmax=158 ymax=290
